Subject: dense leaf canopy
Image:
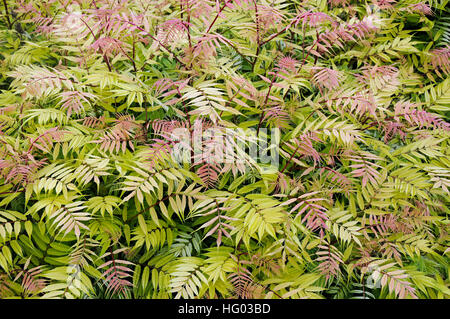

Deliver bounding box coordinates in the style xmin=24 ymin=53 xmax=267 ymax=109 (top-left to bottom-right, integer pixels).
xmin=0 ymin=0 xmax=449 ymax=299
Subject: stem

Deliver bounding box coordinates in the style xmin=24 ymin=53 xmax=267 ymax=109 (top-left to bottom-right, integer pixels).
xmin=260 ymin=20 xmax=295 ymax=47
xmin=184 ymin=0 xmax=192 ymax=49
xmin=132 ymin=35 xmax=137 ymax=73
xmin=204 ymin=2 xmax=227 ymax=34
xmin=193 ymin=0 xmax=234 ymax=50
xmin=224 ymin=39 xmax=254 ymax=65
xmin=253 ymin=0 xmax=260 ymax=44
xmin=256 ymin=74 xmax=276 ymax=136
xmin=298 ymin=37 xmax=320 ymax=73
xmin=79 ymin=17 xmax=113 ymax=72
xmin=2 ymin=0 xmax=12 ymax=29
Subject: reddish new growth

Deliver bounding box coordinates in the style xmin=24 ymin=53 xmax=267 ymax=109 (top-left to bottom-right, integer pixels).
xmin=152 ymin=78 xmax=189 ymax=106
xmin=316 ymin=244 xmax=343 ymax=283
xmin=357 ymin=65 xmax=400 ymax=91
xmin=95 ymin=114 xmax=139 ymax=154
xmin=316 ymin=20 xmax=377 ymax=54
xmin=430 ymin=46 xmax=450 ymax=77
xmin=13 ymin=259 xmax=46 ymax=296
xmin=0 ymin=151 xmax=46 ymax=188
xmin=282 ymin=191 xmax=329 ymax=238
xmin=192 ymin=33 xmax=234 ymax=62
xmin=328 ymin=0 xmax=350 ymax=7
xmin=256 ymin=5 xmax=286 ymax=35
xmin=379 ymin=121 xmax=406 ymax=143
xmin=373 ymin=0 xmax=397 ymax=10
xmin=273 ymin=56 xmax=299 ymax=81
xmin=407 ymin=3 xmax=434 ymax=16
xmin=284 ymin=132 xmax=322 ymax=166
xmin=154 ymin=19 xmax=190 ymax=48
xmin=91 ymin=37 xmax=125 ymax=56
xmin=184 ymin=0 xmax=214 ymax=25
xmin=394 ymin=101 xmax=450 ymax=131
xmin=59 ymin=91 xmax=96 ymax=117
xmin=262 ymin=106 xmax=290 ymax=129
xmin=311 ymin=66 xmax=341 ymax=91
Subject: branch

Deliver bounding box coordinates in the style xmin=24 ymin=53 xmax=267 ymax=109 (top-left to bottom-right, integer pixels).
xmin=2 ymin=0 xmax=12 ymax=29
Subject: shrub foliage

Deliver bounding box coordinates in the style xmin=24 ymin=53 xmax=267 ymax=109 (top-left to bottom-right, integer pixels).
xmin=0 ymin=0 xmax=449 ymax=299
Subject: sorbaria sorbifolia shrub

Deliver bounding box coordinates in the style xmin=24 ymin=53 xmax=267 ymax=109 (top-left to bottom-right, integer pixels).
xmin=0 ymin=0 xmax=449 ymax=299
